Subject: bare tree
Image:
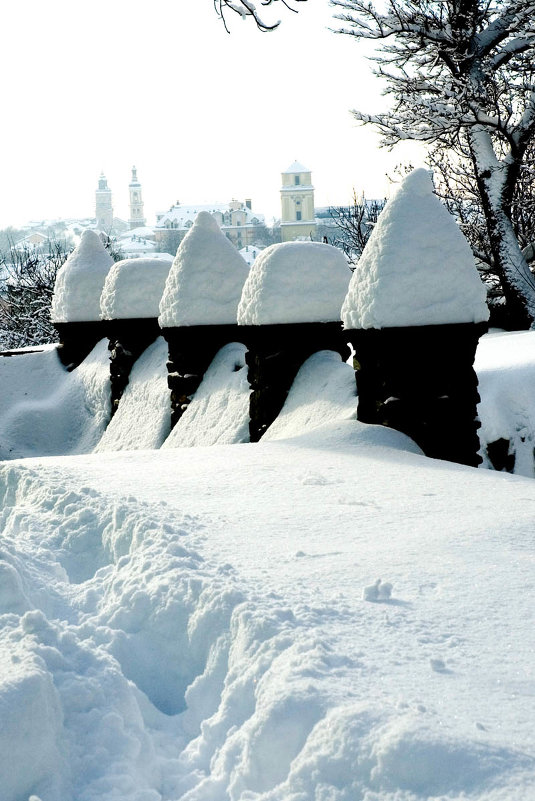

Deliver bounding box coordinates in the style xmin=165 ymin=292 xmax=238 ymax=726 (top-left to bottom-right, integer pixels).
xmin=326 ymin=191 xmax=386 ymax=265
xmin=215 ymin=0 xmax=307 ymax=31
xmin=0 ymin=243 xmax=67 ymax=350
xmin=332 ymin=0 xmax=535 ymax=327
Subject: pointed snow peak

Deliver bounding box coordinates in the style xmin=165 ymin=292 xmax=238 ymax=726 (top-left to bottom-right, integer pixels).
xmin=51 ymin=229 xmax=114 ymax=323
xmin=193 ymin=210 xmax=221 ymax=232
xmin=400 ymin=167 xmax=434 ymax=197
xmin=76 ymin=229 xmax=110 ymax=260
xmin=159 ymin=211 xmax=249 ymax=327
xmin=341 ymin=168 xmax=489 ymax=329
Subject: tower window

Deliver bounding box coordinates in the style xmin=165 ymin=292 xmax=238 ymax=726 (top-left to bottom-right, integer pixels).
xmin=296 ymin=211 xmax=302 ymax=221
xmin=294 ymin=175 xmax=300 ymax=185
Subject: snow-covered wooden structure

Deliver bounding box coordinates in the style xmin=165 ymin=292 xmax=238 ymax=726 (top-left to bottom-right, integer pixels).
xmin=100 ymin=256 xmax=173 ymax=414
xmin=238 ymin=241 xmax=351 ymax=441
xmin=51 ymin=230 xmax=113 ymax=368
xmin=342 ymin=169 xmax=489 ymax=466
xmin=158 ymin=212 xmax=250 ymax=427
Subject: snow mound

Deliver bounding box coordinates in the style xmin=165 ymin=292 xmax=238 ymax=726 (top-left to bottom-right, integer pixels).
xmin=476 ymin=330 xmax=535 ymax=477
xmin=238 ymin=241 xmax=351 ymax=325
xmin=95 ymin=337 xmax=171 ymax=452
xmin=341 ymin=168 xmax=489 ymax=329
xmin=262 ymin=350 xmax=357 ymax=440
xmin=100 ymin=258 xmax=173 ymax=320
xmin=51 ymin=230 xmax=114 ymax=322
xmin=162 ymin=342 xmax=250 ymax=447
xmin=0 ymin=341 xmax=110 ymax=459
xmin=363 ymin=578 xmax=393 ymax=601
xmin=159 ymin=211 xmax=249 ymax=327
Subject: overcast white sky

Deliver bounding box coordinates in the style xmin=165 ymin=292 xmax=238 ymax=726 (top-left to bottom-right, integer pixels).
xmin=0 ymin=0 xmax=427 ymax=228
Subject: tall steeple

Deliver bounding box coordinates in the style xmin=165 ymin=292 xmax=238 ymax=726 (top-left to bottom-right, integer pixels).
xmin=129 ymin=165 xmax=146 ymax=229
xmin=95 ymin=172 xmax=113 ymax=231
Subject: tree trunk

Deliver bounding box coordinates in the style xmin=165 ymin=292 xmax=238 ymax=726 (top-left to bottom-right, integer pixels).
xmin=469 ymin=129 xmax=535 ymax=329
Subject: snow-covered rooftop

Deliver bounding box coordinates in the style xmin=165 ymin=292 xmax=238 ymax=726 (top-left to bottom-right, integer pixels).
xmin=159 ymin=211 xmax=250 ymax=327
xmin=237 ymin=241 xmax=351 ymax=325
xmin=50 ymin=230 xmax=114 ymax=323
xmin=283 ymin=160 xmax=310 ymax=174
xmin=341 ymin=169 xmax=490 ymax=329
xmin=100 ymin=257 xmax=173 ymax=320
xmin=155 ymin=203 xmax=264 ymax=230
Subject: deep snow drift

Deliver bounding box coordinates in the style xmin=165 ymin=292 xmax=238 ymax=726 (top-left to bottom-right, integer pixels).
xmin=0 ymin=331 xmax=534 ymax=801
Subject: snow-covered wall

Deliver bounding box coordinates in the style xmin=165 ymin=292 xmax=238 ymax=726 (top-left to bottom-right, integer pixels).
xmin=51 ymin=230 xmax=114 ymax=323
xmin=100 ymin=257 xmax=173 ymax=320
xmin=341 ymin=169 xmax=490 ymax=330
xmin=238 ymin=241 xmax=351 ymax=325
xmin=159 ymin=212 xmax=249 ymax=328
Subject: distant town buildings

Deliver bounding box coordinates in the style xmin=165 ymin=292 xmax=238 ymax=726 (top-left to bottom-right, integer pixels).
xmin=154 ymin=200 xmax=265 ymax=249
xmin=6 ymin=161 xmax=365 ymax=260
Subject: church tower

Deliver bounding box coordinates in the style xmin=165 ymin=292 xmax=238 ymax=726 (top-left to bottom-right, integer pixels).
xmin=280 ymin=161 xmax=316 ymax=242
xmin=95 ymin=172 xmax=113 ymax=231
xmin=129 ymin=166 xmax=146 ymax=229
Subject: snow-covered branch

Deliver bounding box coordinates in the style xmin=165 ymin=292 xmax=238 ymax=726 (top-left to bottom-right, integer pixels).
xmin=214 ymin=0 xmax=306 ymax=31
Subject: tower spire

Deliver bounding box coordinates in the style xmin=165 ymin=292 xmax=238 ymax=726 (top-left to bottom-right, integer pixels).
xmin=129 ymin=165 xmax=146 ymax=229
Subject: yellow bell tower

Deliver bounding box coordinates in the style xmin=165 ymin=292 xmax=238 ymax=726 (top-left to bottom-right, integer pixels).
xmin=280 ymin=161 xmax=316 ymax=242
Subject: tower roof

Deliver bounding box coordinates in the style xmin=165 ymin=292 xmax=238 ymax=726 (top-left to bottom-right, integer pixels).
xmin=283 ymin=160 xmax=310 ymax=174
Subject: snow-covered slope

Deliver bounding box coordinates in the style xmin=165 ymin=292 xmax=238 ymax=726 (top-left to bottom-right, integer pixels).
xmin=0 ymin=341 xmax=110 ymax=459
xmin=95 ymin=336 xmax=171 ymax=452
xmin=162 ymin=342 xmax=250 ymax=448
xmin=0 ymin=421 xmax=533 ymax=801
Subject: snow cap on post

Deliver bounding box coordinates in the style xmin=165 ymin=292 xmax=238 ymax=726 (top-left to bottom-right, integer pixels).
xmin=51 ymin=230 xmax=114 ymax=323
xmin=237 ymin=241 xmax=351 ymax=325
xmin=158 ymin=211 xmax=249 ymax=327
xmin=100 ymin=257 xmax=173 ymax=320
xmin=341 ymin=168 xmax=490 ymax=329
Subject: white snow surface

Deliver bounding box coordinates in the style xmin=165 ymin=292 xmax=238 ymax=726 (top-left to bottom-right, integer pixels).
xmin=51 ymin=230 xmax=114 ymax=322
xmin=159 ymin=212 xmax=250 ymax=328
xmin=0 ymin=332 xmax=534 ymax=800
xmin=476 ymin=329 xmax=535 ymax=477
xmin=263 ymin=350 xmax=359 ymax=440
xmin=341 ymin=169 xmax=490 ymax=329
xmin=238 ymin=241 xmax=351 ymax=325
xmin=0 ymin=340 xmax=110 ymax=459
xmin=100 ymin=258 xmax=173 ymax=320
xmin=95 ymin=337 xmax=171 ymax=452
xmin=162 ymin=342 xmax=250 ymax=448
